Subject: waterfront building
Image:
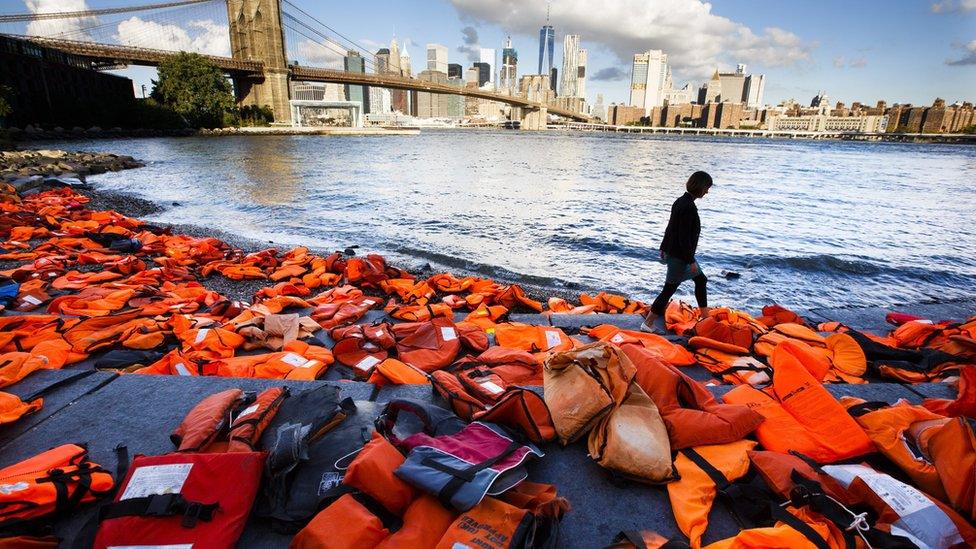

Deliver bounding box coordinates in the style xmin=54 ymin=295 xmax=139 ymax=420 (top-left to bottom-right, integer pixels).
xmin=447 ymin=78 xmax=465 ymax=118
xmin=479 ymin=48 xmax=496 ymax=88
xmin=886 ymin=98 xmax=975 ymax=133
xmin=559 ymin=35 xmax=584 ymax=98
xmin=426 ymin=43 xmax=448 ymax=73
xmin=664 ymin=83 xmax=693 ymax=106
xmin=744 ymin=73 xmax=766 ymax=108
xmin=592 ymin=93 xmax=606 ymax=121
xmin=416 ymin=69 xmax=452 ymax=118
xmin=500 ymin=36 xmax=518 ymax=94
xmin=717 ymin=64 xmax=746 ymax=106
xmin=607 ymin=104 xmax=646 ymax=125
xmin=343 ymin=50 xmax=370 ymax=114
xmin=465 ymin=66 xmax=480 ymax=86
xmin=698 ymin=70 xmax=721 ymax=104
xmin=630 ymin=50 xmax=670 ymax=111
xmin=767 ymin=110 xmax=888 ymax=133
xmin=368 ymin=87 xmax=391 ymax=114
xmin=292 ymin=82 xmax=326 ymax=101
xmin=448 ymin=63 xmax=463 ymax=79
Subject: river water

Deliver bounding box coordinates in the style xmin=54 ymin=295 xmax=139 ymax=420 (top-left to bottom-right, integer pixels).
xmin=42 ymin=131 xmax=976 ymax=310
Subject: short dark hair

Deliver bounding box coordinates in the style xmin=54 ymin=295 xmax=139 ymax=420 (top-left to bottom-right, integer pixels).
xmin=686 ymin=171 xmax=713 ymax=198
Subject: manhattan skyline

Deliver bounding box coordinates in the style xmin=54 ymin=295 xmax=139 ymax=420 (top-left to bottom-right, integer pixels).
xmin=4 ymin=0 xmax=974 ymax=106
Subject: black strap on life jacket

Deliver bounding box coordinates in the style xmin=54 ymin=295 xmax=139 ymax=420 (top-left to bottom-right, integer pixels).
xmin=99 ymin=493 xmax=219 ymax=528
xmin=424 ymin=439 xmax=524 ymax=509
xmin=767 ymin=502 xmax=833 ymax=549
xmin=844 ymin=400 xmax=890 ymax=417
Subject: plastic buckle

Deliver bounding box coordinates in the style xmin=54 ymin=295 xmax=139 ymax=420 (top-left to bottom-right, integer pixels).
xmin=146 ymin=493 xmax=179 ymax=516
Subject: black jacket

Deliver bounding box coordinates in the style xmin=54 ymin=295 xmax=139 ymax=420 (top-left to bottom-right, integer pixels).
xmin=659 ymin=192 xmax=700 ymax=263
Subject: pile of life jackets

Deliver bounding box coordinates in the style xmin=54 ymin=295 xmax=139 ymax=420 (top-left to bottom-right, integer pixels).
xmin=5 ymin=182 xmax=976 ymax=547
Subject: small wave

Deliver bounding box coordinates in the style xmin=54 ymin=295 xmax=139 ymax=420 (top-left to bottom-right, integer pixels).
xmin=544 ymin=234 xmax=653 ymax=260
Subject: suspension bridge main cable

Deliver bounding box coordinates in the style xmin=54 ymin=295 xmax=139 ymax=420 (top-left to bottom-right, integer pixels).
xmin=282 ymin=13 xmax=377 ymax=71
xmin=0 ymin=0 xmax=219 ymax=23
xmin=280 ymin=0 xmax=379 ymax=63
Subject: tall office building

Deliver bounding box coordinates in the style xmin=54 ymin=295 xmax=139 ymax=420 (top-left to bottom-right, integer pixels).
xmin=559 ymin=35 xmax=583 ymax=98
xmin=448 ymin=63 xmax=463 ymax=79
xmin=538 ymin=17 xmax=555 ymax=75
xmin=479 ymin=48 xmax=496 ymax=88
xmin=400 ymin=45 xmax=412 ymax=77
xmin=744 ymin=73 xmax=766 ymax=108
xmin=375 ymin=48 xmax=391 ymax=73
xmin=629 ymin=49 xmax=670 ymax=111
xmin=717 ymin=64 xmax=746 ymax=105
xmin=577 ymin=48 xmax=587 ymax=99
xmin=343 ymin=50 xmax=370 ymax=113
xmin=500 ymin=36 xmax=518 ymax=93
xmin=388 ymin=37 xmax=402 ymax=76
xmin=473 ymin=62 xmax=491 ymax=87
xmin=426 ymin=43 xmax=448 ymax=73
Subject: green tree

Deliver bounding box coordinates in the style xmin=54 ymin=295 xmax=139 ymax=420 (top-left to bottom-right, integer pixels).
xmin=151 ymin=52 xmax=234 ymax=128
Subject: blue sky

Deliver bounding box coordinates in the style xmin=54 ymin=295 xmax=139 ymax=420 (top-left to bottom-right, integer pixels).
xmin=5 ymin=0 xmax=975 ymax=106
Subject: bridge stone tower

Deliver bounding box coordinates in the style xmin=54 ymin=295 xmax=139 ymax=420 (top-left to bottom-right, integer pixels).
xmin=226 ymin=0 xmax=291 ymax=123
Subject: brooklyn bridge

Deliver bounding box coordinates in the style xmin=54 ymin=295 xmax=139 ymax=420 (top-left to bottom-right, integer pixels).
xmin=0 ymin=0 xmax=592 ymax=126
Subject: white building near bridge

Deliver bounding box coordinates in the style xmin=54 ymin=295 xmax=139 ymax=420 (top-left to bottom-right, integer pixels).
xmin=768 ymin=112 xmax=888 ymax=133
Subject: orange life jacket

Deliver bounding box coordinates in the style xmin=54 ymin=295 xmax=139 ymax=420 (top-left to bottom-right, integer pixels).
xmin=0 ymin=390 xmax=42 ymax=425
xmin=584 ymin=323 xmax=696 ymax=366
xmin=494 ymin=323 xmax=575 ymax=355
xmin=757 ymin=303 xmax=807 ymax=328
xmin=0 ymin=444 xmax=115 ymax=530
xmin=366 ymin=358 xmax=431 ymax=386
xmin=667 ymin=439 xmax=757 ymax=549
xmin=665 ymin=300 xmax=700 ymax=335
xmin=330 ymin=322 xmax=395 ymax=377
xmin=722 ymin=343 xmax=874 ymax=464
xmin=622 ymin=344 xmax=763 ymax=449
xmin=393 ymin=317 xmax=487 ymax=372
xmin=430 ymin=347 xmax=555 ymax=443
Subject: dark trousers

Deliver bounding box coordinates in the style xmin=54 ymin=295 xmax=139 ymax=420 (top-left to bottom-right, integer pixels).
xmin=650 ymin=273 xmax=708 ymax=316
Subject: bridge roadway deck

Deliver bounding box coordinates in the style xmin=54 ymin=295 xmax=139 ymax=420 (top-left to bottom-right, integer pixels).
xmin=3 ymin=34 xmax=589 ymax=122
xmin=0 ymin=299 xmax=969 ymax=547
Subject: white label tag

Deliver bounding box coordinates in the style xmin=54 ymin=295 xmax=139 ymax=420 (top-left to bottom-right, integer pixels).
xmin=174 ymin=363 xmax=191 ymax=376
xmin=362 ymin=299 xmax=377 ymax=306
xmin=824 ymin=465 xmax=929 ymax=515
xmin=235 ymin=404 xmax=260 ymax=423
xmin=317 ymin=472 xmax=344 ymax=496
xmin=193 ymin=329 xmax=209 ymax=344
xmin=0 ymin=482 xmax=29 ymax=495
xmin=280 ymin=353 xmax=307 ymax=367
xmin=22 ymin=295 xmax=42 ymax=305
xmin=610 ymin=333 xmax=625 ymax=344
xmin=479 ymin=380 xmax=505 ymax=395
xmin=441 ymin=327 xmax=457 ymax=341
xmin=544 ymin=329 xmax=563 ymax=350
xmin=373 ymin=329 xmax=385 ymax=338
xmin=298 ymin=359 xmax=320 ymax=370
xmin=120 ymin=463 xmax=192 ymax=500
xmin=355 ymin=355 xmax=381 ymax=372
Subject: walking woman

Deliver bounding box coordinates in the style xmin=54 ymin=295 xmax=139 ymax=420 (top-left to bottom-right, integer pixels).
xmin=641 ymin=171 xmax=713 ymax=333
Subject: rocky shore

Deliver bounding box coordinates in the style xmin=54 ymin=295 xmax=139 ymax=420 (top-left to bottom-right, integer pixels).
xmin=0 ymin=149 xmax=143 ymax=187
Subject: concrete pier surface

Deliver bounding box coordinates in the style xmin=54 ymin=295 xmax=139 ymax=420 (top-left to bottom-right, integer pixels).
xmin=1 ymin=297 xmax=970 ymax=548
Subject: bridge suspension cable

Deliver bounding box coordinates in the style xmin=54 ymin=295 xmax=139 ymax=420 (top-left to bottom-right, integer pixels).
xmin=0 ymin=0 xmax=216 ymax=24
xmin=280 ymin=0 xmax=379 ymax=65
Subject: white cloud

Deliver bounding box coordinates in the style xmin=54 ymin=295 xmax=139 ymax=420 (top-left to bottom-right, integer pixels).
xmin=449 ymin=0 xmax=814 ymax=80
xmin=113 ymin=17 xmax=230 ymax=56
xmin=25 ymin=0 xmax=96 ymax=39
xmin=946 ymin=39 xmax=976 ymax=65
xmin=932 ymin=0 xmax=976 ymax=12
xmin=833 ymin=55 xmax=867 ymax=69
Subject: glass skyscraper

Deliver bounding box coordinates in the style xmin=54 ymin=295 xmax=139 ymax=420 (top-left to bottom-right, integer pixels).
xmin=538 ymin=25 xmax=554 ymax=75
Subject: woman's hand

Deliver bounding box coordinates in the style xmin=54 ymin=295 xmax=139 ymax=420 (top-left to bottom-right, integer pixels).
xmin=690 ymin=262 xmax=699 ymax=275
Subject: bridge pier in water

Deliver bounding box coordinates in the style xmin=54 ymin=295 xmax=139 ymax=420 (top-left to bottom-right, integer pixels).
xmin=514 ymin=106 xmax=548 ymax=131
xmin=227 ymin=0 xmax=292 ymax=123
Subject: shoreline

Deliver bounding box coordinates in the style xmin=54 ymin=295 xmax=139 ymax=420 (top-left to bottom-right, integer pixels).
xmin=6 ymin=125 xmax=975 ymax=145
xmin=4 ymin=146 xmax=973 ymax=313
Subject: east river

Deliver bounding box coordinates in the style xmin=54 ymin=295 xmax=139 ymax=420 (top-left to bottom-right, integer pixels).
xmin=40 ymin=130 xmax=976 ymax=310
